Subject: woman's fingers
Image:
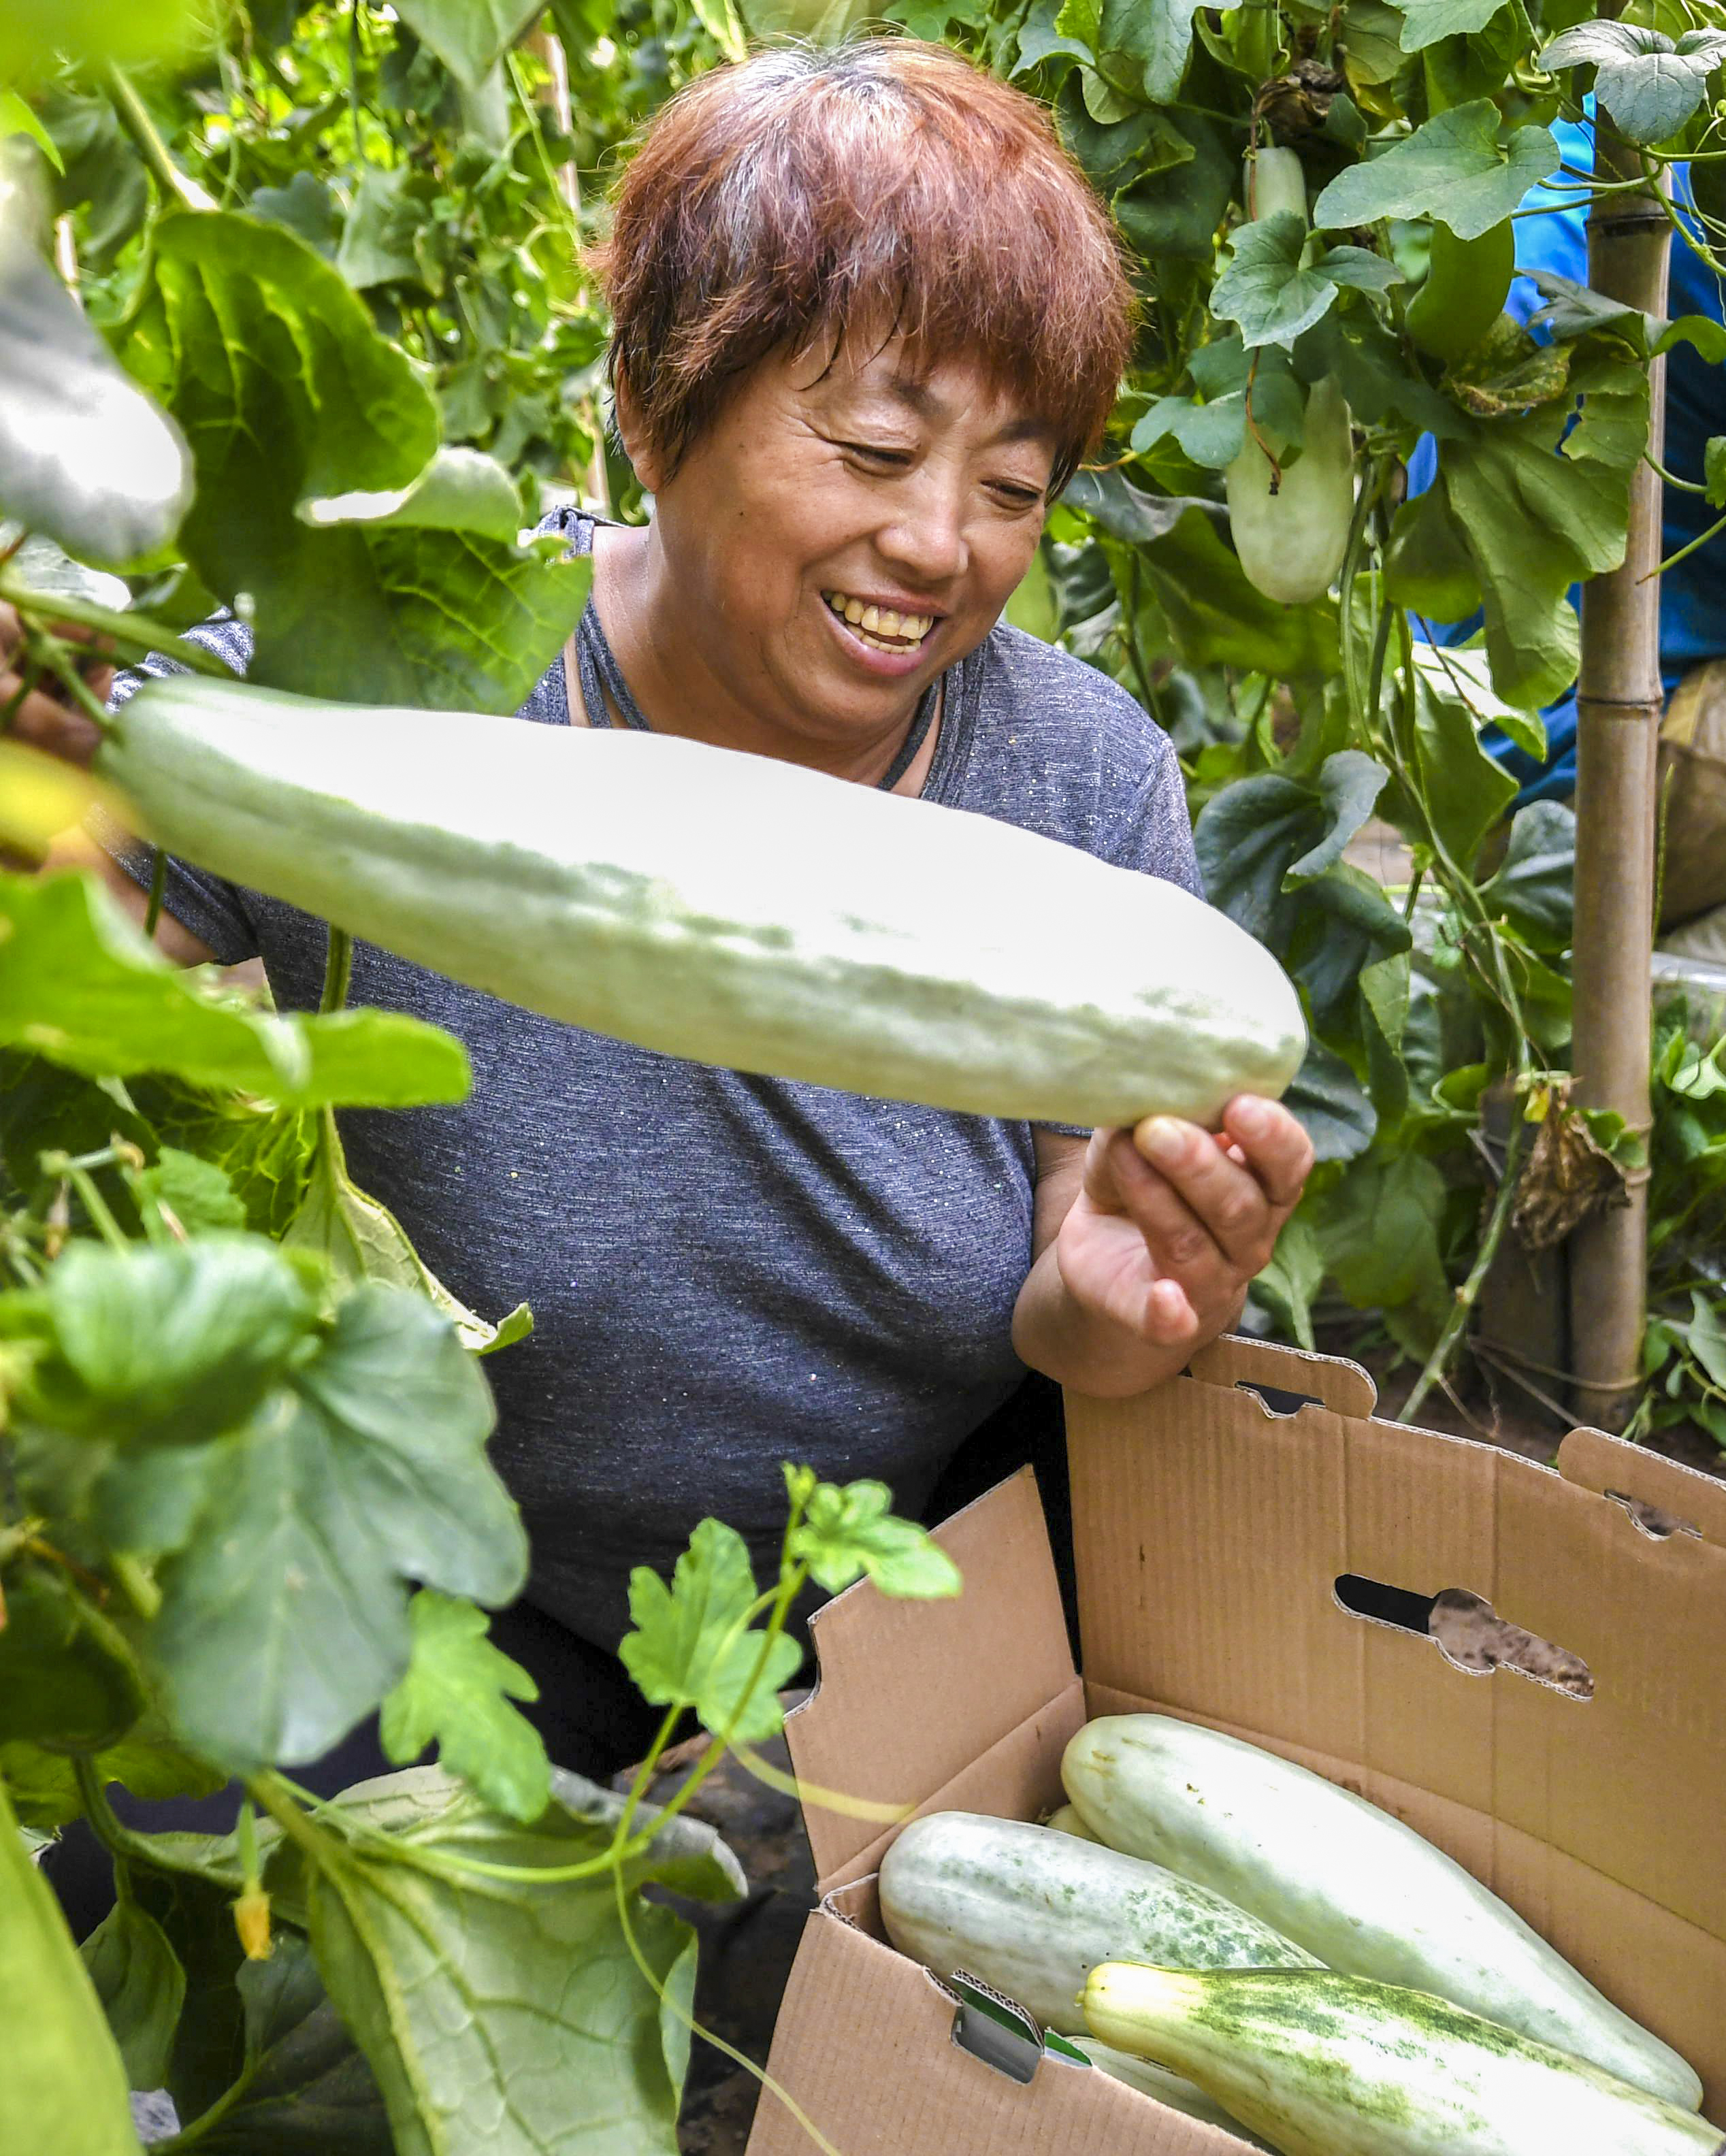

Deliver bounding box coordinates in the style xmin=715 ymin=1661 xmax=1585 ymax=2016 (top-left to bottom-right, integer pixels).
xmin=1 ymin=666 xmax=109 ymax=766
xmin=1125 ymin=1117 xmax=1279 ymax=1273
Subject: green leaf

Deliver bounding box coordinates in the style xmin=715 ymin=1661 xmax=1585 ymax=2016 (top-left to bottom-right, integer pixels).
xmin=1059 ymin=466 xmax=1204 ymax=541
xmin=81 ymin=1890 xmax=186 ymax=2091
xmin=1385 ymin=485 xmax=1480 ymax=623
xmin=1109 ymin=110 xmax=1237 ymax=261
xmin=1540 ymin=21 xmax=1726 ymax=146
xmin=25 ymin=1235 xmax=318 ymax=1448
xmin=0 ymin=216 xmax=191 ymax=569
xmin=787 ymin=1474 xmax=963 ymax=1597
xmin=1312 ymin=103 xmax=1560 ymax=239
xmin=137 ymin=1146 xmax=248 ymax=1234
xmin=195 ymin=1932 xmax=392 ymax=2155
xmin=285 ymin=1113 xmax=532 ymax=1354
xmin=1439 ymin=346 xmax=1647 ymax=707
xmin=114 ymin=214 xmax=589 ymax=713
xmin=1136 ymin=506 xmax=1341 ymax=676
xmin=1286 ymin=751 xmax=1390 ymax=885
xmin=0 ymin=1777 xmax=140 ymax=2156
xmin=333 ymin=166 xmax=429 ymax=290
xmin=250 ymin=171 xmax=342 ymax=260
xmin=1284 ymin=1039 xmax=1378 ymax=1160
xmin=0 ymin=1567 xmax=146 ymax=1750
xmin=1390 ymin=0 xmax=1508 ymax=51
xmin=0 ymin=0 xmax=199 ymax=81
xmin=1211 ymin=212 xmax=1346 ymax=350
xmin=0 ymin=1718 xmax=225 ymax=1832
xmin=1310 ymin=1149 xmax=1451 ymax=1320
xmin=0 ymin=870 xmax=472 ymax=1109
xmin=152 ymin=1287 xmax=525 ymax=1769
xmin=1480 ymin=800 xmax=1575 ymax=948
xmin=381 ymin=0 xmax=544 ymax=89
xmin=1388 ymin=649 xmax=1519 ymax=864
xmin=303 ymin=1768 xmax=740 ymax=2156
xmin=1195 ymin=755 xmax=1388 ymax=933
xmin=1410 ymin=640 xmax=1546 ymax=760
xmin=1686 ymin=1290 xmax=1726 ymax=1390
xmin=1094 ymin=0 xmax=1243 ymax=101
xmin=379 ymin=1590 xmax=551 ymax=1823
xmin=619 ymin=1519 xmax=803 ymax=1745
xmin=0 ymin=88 xmax=64 ymax=169
xmin=1254 ymin=1212 xmax=1324 ymax=1347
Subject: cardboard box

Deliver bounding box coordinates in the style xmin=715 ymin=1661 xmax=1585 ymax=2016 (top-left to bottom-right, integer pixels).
xmin=745 ymin=1335 xmax=1726 ymax=2154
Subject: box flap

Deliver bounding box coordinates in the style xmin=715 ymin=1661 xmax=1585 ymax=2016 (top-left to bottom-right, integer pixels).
xmin=1557 ymin=1423 xmax=1726 ymax=1549
xmin=785 ymin=1467 xmax=1075 ymax=1889
xmin=1064 ymin=1335 xmax=1726 ymax=1955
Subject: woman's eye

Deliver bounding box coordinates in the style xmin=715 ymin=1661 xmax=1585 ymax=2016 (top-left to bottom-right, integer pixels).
xmin=841 ymin=440 xmax=912 ymax=467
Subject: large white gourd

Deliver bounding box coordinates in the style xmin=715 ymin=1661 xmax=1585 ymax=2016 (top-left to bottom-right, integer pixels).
xmin=101 ymin=678 xmax=1307 ymax=1130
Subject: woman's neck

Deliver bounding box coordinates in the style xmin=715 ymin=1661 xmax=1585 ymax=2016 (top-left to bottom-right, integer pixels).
xmin=588 ymin=521 xmax=934 ymax=791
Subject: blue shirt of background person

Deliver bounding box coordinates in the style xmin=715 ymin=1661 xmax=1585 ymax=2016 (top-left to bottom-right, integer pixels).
xmin=1406 ymin=116 xmax=1726 ymax=804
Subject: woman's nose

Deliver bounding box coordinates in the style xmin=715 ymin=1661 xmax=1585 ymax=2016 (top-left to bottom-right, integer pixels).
xmin=875 ymin=476 xmax=969 ymax=586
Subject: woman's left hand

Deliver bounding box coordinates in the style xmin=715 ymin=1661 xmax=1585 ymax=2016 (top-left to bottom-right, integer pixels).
xmin=1055 ymin=1096 xmax=1315 ymax=1351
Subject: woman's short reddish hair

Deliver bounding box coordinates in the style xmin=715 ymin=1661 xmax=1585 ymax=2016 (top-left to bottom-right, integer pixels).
xmin=591 ymin=39 xmax=1134 ymax=493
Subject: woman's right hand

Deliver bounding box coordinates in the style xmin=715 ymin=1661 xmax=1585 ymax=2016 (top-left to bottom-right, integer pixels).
xmin=1 ymin=598 xmax=115 ymax=768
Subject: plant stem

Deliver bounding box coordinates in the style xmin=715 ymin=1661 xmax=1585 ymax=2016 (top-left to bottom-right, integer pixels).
xmin=74 ymin=1758 xmax=236 ymax=1885
xmin=144 ymin=850 xmax=167 ymax=941
xmin=104 ymin=67 xmax=217 ymax=212
xmin=1641 ymin=503 xmax=1726 ymax=582
xmin=1401 ymin=1108 xmax=1527 ymax=1422
xmin=320 ymin=928 xmax=353 ymax=1013
xmin=155 ymin=2060 xmax=259 ymax=2151
xmin=0 ymin=576 xmax=238 ymax=678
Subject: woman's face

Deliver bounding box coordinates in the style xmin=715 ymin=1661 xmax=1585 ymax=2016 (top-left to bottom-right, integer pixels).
xmin=632 ymin=333 xmax=1059 ymax=749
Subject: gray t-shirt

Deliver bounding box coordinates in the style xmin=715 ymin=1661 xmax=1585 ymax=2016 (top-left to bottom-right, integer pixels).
xmin=105 ymin=510 xmax=1201 ymax=1648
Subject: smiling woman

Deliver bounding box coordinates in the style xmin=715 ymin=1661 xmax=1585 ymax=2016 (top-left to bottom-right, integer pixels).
xmin=77 ymin=37 xmax=1314 ymax=1798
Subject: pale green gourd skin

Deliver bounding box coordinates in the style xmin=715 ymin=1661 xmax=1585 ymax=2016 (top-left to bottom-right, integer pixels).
xmin=876 ymin=1810 xmax=1318 ymax=2041
xmin=1224 ymin=374 xmax=1356 ymax=608
xmin=100 ymin=679 xmax=1307 ymax=1130
xmin=1063 ymin=1716 xmax=1705 ymax=2110
xmin=1063 ymin=2032 xmax=1273 ymax=2146
xmin=1081 ymin=1964 xmax=1723 ymax=2156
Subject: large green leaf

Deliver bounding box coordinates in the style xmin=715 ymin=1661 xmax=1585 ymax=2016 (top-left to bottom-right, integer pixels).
xmin=1438 ymin=344 xmax=1646 ymax=707
xmin=304 ymin=1768 xmax=742 ymax=2156
xmin=0 ymin=0 xmax=199 ymax=80
xmin=0 ymin=1777 xmax=140 ymax=2156
xmin=1540 ymin=21 xmax=1726 ymax=146
xmin=1092 ymin=0 xmax=1243 ymax=101
xmin=0 ymin=214 xmax=191 ymax=568
xmin=151 ymin=1287 xmax=525 ymax=1769
xmin=1312 ymin=102 xmax=1559 ymax=238
xmin=114 ymin=215 xmax=588 ymax=711
xmin=1109 ymin=111 xmax=1237 ymax=261
xmin=1481 ymin=799 xmax=1575 ymax=949
xmin=1309 ymin=1149 xmax=1451 ymax=1325
xmin=0 ymin=871 xmax=470 ymax=1109
xmin=1194 ymin=755 xmax=1388 ymax=936
xmin=81 ymin=1888 xmax=186 ymax=2092
xmin=23 ymin=1235 xmax=319 ymax=1448
xmin=379 ymin=1590 xmax=551 ymax=1823
xmin=1254 ymin=1212 xmax=1325 ymax=1345
xmin=1389 ymin=0 xmax=1508 ymax=51
xmin=0 ymin=1566 xmax=146 ymax=1750
xmin=393 ymin=0 xmax=554 ymax=88
xmin=197 ymin=1934 xmax=393 ymax=2156
xmin=1210 ymin=214 xmax=1401 ymax=351
xmin=0 ymin=1716 xmax=225 ymax=1832
xmin=1386 ymin=653 xmax=1518 ymax=865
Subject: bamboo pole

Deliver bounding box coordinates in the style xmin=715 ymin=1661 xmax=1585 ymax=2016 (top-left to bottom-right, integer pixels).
xmin=1566 ymin=138 xmax=1670 ymax=1431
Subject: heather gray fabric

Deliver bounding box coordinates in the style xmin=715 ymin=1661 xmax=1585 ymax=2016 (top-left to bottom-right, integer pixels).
xmin=102 ymin=509 xmax=1203 ymax=1648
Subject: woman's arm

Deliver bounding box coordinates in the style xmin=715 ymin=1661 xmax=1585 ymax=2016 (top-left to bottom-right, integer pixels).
xmin=1010 ymin=1100 xmax=1314 ymax=1397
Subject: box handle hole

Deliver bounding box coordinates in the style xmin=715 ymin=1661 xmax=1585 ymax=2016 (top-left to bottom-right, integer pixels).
xmin=1335 ymin=1575 xmax=1594 ymax=1700
xmin=1235 ymin=1379 xmax=1326 ymax=1418
xmin=1603 ymin=1488 xmax=1703 ymax=1541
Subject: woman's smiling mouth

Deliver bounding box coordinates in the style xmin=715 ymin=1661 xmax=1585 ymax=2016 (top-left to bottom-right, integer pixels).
xmin=821 ymin=589 xmax=937 ymax=653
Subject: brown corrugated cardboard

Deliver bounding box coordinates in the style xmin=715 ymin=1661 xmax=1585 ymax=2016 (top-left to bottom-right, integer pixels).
xmin=745 ymin=1334 xmax=1726 ymax=2155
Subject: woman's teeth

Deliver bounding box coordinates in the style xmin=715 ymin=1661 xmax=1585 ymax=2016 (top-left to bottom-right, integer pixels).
xmin=823 ymin=591 xmax=935 ymax=651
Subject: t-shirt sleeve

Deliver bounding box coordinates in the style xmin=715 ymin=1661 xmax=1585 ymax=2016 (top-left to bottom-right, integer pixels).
xmin=91 ymin=613 xmax=263 ymax=966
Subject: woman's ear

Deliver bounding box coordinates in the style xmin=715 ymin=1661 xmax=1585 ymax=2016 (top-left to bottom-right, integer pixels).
xmin=610 ymin=366 xmax=665 ymax=495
